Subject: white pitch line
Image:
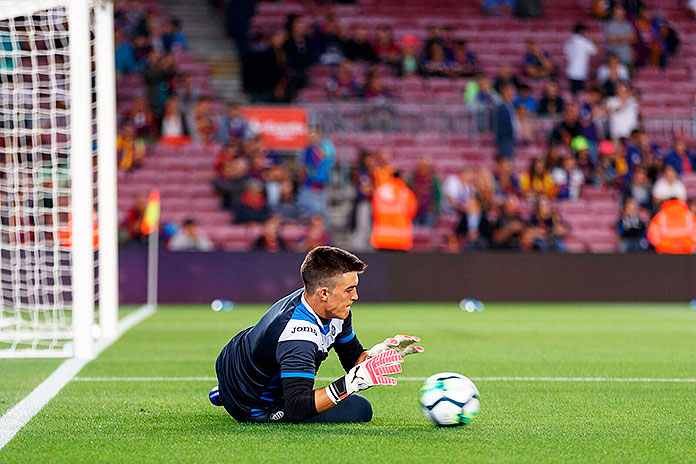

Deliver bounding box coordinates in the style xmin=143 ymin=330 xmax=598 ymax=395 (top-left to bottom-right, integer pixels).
xmin=72 ymin=376 xmax=696 ymax=383
xmin=0 ymin=304 xmax=156 ymax=450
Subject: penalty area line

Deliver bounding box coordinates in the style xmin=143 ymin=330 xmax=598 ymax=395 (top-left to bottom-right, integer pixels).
xmin=72 ymin=376 xmax=696 ymax=383
xmin=0 ymin=304 xmax=156 ymax=451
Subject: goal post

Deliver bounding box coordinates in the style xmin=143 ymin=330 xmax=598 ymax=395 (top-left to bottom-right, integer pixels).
xmin=0 ymin=0 xmax=118 ymax=358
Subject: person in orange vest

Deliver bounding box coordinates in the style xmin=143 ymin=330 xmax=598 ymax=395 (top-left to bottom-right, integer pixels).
xmin=647 ymin=198 xmax=696 ymax=254
xmin=370 ymin=172 xmax=417 ymax=251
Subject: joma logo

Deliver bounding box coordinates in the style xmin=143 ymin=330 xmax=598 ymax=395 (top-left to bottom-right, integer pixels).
xmin=291 ymin=326 xmax=317 ymax=335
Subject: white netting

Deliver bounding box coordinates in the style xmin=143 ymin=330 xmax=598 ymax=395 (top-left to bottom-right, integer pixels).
xmin=0 ymin=2 xmax=98 ymax=355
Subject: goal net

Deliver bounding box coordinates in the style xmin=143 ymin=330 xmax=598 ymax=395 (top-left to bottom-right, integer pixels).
xmin=0 ymin=0 xmax=118 ymax=358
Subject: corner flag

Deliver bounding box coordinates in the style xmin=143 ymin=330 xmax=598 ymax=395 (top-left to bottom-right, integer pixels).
xmin=141 ymin=189 xmax=160 ymax=235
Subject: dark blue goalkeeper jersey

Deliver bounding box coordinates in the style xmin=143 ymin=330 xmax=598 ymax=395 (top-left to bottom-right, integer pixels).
xmin=215 ymin=288 xmax=363 ymax=422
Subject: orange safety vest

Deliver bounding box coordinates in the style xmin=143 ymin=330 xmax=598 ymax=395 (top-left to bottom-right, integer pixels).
xmin=647 ymin=199 xmax=696 ymax=254
xmin=371 ymin=177 xmax=417 ymax=251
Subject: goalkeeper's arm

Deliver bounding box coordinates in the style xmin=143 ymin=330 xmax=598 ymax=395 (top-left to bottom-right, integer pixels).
xmin=280 ymin=351 xmax=403 ymax=423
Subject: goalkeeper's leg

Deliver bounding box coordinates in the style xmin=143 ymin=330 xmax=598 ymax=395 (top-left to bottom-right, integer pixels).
xmin=303 ymin=394 xmax=372 ymax=423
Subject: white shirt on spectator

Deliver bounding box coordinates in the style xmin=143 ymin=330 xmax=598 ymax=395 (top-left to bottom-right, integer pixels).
xmin=442 ymin=174 xmax=474 ymax=213
xmin=564 ymin=34 xmax=597 ymax=80
xmin=652 ymin=177 xmax=687 ymax=201
xmin=161 ymin=115 xmax=184 ymax=137
xmin=606 ymin=96 xmax=639 ymax=139
xmin=597 ymin=63 xmax=629 ymax=83
xmin=551 ymin=167 xmax=585 ymax=200
xmin=168 ymin=229 xmax=214 ymax=251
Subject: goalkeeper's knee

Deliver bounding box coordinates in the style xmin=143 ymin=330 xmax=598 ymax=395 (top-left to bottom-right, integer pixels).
xmin=343 ymin=394 xmax=373 ymax=423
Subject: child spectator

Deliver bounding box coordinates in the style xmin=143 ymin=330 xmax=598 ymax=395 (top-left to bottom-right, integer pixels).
xmin=552 ymin=156 xmax=585 ymax=200
xmin=116 ymin=123 xmax=146 ymax=171
xmin=408 ymin=156 xmax=441 ymax=226
xmin=617 ymin=197 xmax=648 ymax=252
xmin=253 ymin=215 xmax=286 ymax=252
xmin=564 ymin=24 xmax=598 ymax=94
xmin=537 ymin=81 xmax=565 ymax=116
xmin=523 ymin=39 xmax=555 ymax=79
xmin=520 ymin=157 xmax=556 ymax=199
xmin=168 ymin=218 xmax=214 ymax=251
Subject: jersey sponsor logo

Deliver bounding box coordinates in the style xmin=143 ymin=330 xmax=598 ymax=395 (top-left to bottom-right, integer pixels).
xmin=270 ymin=410 xmax=285 ymax=421
xmin=291 ymin=326 xmax=317 ymax=336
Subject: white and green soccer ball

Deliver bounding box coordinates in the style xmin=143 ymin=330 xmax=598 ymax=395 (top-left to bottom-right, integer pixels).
xmin=419 ymin=372 xmax=480 ymax=426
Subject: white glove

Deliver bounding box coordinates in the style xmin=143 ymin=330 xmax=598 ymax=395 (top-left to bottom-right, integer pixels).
xmin=367 ymin=334 xmax=424 ymax=359
xmin=325 ymin=350 xmax=403 ymax=404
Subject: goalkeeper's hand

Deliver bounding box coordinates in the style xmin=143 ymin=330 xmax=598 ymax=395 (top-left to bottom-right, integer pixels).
xmin=325 ymin=350 xmax=403 ymax=404
xmin=367 ymin=334 xmax=424 ymax=359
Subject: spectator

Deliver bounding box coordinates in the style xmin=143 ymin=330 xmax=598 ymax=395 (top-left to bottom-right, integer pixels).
xmin=316 ymin=13 xmax=345 ymax=65
xmin=144 ymin=50 xmax=176 ymax=115
xmin=689 ymin=0 xmax=696 ymax=19
xmin=623 ymin=166 xmax=653 ymax=212
xmin=523 ymin=39 xmax=555 ymax=79
xmin=372 ymin=148 xmax=395 ymax=187
xmin=115 ymin=29 xmax=139 ymax=74
xmin=450 ymin=40 xmax=478 ymax=77
xmin=475 ymin=167 xmax=497 ymax=209
xmin=617 ymin=197 xmax=648 ymax=252
xmin=551 ymin=156 xmax=585 ymax=200
xmin=550 ymin=104 xmax=582 ymax=147
xmin=233 ymin=179 xmax=271 ymax=224
xmin=596 ymin=139 xmax=627 ymax=187
xmin=283 ymin=17 xmax=314 ymax=98
xmin=243 ymin=30 xmax=288 ymax=102
xmin=373 ymin=25 xmax=401 ymax=70
xmin=159 ymin=97 xmax=191 ymax=145
xmin=454 ymin=197 xmax=492 ymax=250
xmin=168 ymin=218 xmax=213 ymax=251
xmin=493 ymin=83 xmax=519 ymax=159
xmin=371 ymin=172 xmax=417 ymax=251
xmin=344 ymin=25 xmax=377 ymax=62
xmin=349 ymin=150 xmax=376 ymax=251
xmin=213 ymin=157 xmax=250 ymax=210
xmin=652 ymin=165 xmax=687 ymax=206
xmin=214 ymin=143 xmax=239 ymax=176
xmin=579 ymin=85 xmax=607 ymax=143
xmin=421 ymin=42 xmax=453 ymax=77
xmin=192 ymin=97 xmax=219 ymax=144
xmin=362 ymin=72 xmax=391 ymax=102
xmin=127 ymin=96 xmax=156 ymax=139
xmin=175 ymin=74 xmax=203 ymax=115
xmin=514 ymin=83 xmax=537 ymax=114
xmin=529 ymin=196 xmax=568 ymax=251
xmin=162 ymin=18 xmax=187 ymax=54
xmin=272 ymin=178 xmax=304 ymax=223
xmin=399 ymin=35 xmax=421 ymax=77
xmin=574 ymin=137 xmax=598 ymax=184
xmin=606 ymin=82 xmax=639 ymax=139
xmin=545 ymin=144 xmax=563 ymax=171
xmin=604 ymin=5 xmax=636 ymax=66
xmin=494 ymin=63 xmax=522 ymax=94
xmin=483 ymin=0 xmax=516 ymax=16
xmin=327 ymin=60 xmax=359 ymax=100
xmin=537 ymin=80 xmax=565 ymax=116
xmin=663 ymin=138 xmax=696 ymax=176
xmin=491 ymin=194 xmax=526 ymax=249
xmin=647 ymin=198 xmax=696 ymax=254
xmin=120 ymin=193 xmax=147 ymax=245
xmin=116 ymin=123 xmax=146 ymax=171
xmin=442 ymin=167 xmax=475 ymax=215
xmin=222 ymin=103 xmax=253 ymax=143
xmin=299 ymin=215 xmax=332 ymax=251
xmin=564 ymin=24 xmax=598 ymax=94
xmin=597 ymin=53 xmax=629 ymax=96
xmin=494 ymin=156 xmax=520 ymax=195
xmin=408 ymin=156 xmax=441 ymax=226
xmin=520 ymin=157 xmax=556 ymax=199
xmin=253 ymin=215 xmax=286 ymax=252
xmin=297 ymin=129 xmax=335 ymax=218
xmin=422 ymin=25 xmax=445 ymax=60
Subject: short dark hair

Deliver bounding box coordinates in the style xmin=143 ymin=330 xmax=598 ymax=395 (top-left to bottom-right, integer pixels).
xmin=301 ymin=246 xmax=366 ymax=293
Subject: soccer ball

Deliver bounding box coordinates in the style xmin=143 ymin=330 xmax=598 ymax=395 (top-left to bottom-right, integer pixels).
xmin=419 ymin=372 xmax=480 ymax=426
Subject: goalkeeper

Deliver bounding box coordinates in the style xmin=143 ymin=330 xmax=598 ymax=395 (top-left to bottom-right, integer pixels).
xmin=211 ymin=246 xmax=423 ymax=423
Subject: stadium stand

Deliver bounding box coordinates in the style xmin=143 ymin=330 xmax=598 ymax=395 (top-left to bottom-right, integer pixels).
xmin=115 ymin=0 xmax=696 ymax=252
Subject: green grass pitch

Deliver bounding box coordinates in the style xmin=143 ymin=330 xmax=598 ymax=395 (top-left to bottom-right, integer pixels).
xmin=1 ymin=303 xmax=695 ymax=463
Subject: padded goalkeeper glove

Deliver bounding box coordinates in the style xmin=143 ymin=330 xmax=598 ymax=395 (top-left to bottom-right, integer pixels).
xmin=325 ymin=350 xmax=403 ymax=404
xmin=367 ymin=334 xmax=424 ymax=359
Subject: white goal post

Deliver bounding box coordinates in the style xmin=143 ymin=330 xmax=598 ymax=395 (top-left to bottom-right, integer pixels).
xmin=0 ymin=0 xmax=118 ymax=358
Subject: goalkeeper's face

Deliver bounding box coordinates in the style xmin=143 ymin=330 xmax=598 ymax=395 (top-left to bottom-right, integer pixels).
xmin=325 ymin=272 xmax=359 ymax=320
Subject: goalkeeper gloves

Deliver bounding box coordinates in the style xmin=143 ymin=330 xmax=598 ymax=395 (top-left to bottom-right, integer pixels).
xmin=367 ymin=334 xmax=424 ymax=359
xmin=325 ymin=350 xmax=403 ymax=404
